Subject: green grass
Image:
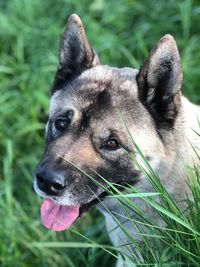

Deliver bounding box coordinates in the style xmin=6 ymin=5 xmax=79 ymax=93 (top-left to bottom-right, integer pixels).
xmin=0 ymin=0 xmax=200 ymax=266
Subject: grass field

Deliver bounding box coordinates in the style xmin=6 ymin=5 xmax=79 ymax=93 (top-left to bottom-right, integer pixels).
xmin=0 ymin=0 xmax=200 ymax=266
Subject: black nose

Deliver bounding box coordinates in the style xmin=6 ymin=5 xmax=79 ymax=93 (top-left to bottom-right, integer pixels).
xmin=36 ymin=169 xmax=67 ymax=196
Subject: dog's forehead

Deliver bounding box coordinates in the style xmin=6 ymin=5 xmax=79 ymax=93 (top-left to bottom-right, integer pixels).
xmin=80 ymin=65 xmax=138 ymax=83
xmin=49 ymin=65 xmax=138 ymax=116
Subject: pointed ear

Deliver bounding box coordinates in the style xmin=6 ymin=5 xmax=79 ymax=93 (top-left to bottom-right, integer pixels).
xmin=53 ymin=14 xmax=100 ymax=89
xmin=136 ymin=34 xmax=183 ymax=126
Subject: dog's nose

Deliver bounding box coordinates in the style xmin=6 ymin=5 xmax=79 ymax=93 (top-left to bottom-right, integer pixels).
xmin=36 ymin=169 xmax=66 ymax=196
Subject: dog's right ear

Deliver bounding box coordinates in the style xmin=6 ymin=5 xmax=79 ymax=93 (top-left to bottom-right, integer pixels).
xmin=53 ymin=14 xmax=100 ymax=90
xmin=136 ymin=34 xmax=182 ymax=126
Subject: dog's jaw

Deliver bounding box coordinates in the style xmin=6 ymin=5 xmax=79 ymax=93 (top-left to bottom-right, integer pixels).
xmin=33 ymin=175 xmax=110 ymax=231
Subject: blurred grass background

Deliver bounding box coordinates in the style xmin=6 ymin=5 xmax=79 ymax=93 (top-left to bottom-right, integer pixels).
xmin=0 ymin=0 xmax=200 ymax=266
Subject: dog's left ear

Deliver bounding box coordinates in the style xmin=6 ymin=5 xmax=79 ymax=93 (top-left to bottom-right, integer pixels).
xmin=53 ymin=14 xmax=100 ymax=89
xmin=136 ymin=34 xmax=182 ymax=126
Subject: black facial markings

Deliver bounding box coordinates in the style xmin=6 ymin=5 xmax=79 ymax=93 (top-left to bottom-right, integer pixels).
xmin=54 ymin=110 xmax=73 ymax=132
xmin=46 ymin=110 xmax=74 ymax=142
xmin=77 ymin=89 xmax=111 ymax=134
xmin=96 ymin=160 xmax=140 ymax=186
xmin=55 ymin=155 xmax=64 ymax=165
xmin=96 ymin=89 xmax=111 ymax=109
xmin=79 ymin=109 xmax=91 ymax=132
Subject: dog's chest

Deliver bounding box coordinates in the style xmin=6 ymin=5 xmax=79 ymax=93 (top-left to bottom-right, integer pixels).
xmin=97 ymin=196 xmax=159 ymax=249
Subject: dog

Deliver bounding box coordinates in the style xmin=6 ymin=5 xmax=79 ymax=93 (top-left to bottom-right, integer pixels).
xmin=34 ymin=14 xmax=200 ymax=266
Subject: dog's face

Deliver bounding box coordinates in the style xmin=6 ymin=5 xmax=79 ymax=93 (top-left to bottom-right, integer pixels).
xmin=34 ymin=14 xmax=182 ymax=231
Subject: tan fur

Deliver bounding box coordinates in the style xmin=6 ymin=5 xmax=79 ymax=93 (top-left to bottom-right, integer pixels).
xmin=65 ymin=139 xmax=103 ymax=167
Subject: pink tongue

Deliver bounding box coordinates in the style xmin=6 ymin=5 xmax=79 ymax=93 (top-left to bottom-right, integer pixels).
xmin=41 ymin=199 xmax=80 ymax=231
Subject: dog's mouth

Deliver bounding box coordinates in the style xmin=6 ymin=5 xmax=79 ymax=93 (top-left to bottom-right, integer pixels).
xmin=40 ymin=191 xmax=108 ymax=232
xmin=79 ymin=190 xmax=108 ymax=215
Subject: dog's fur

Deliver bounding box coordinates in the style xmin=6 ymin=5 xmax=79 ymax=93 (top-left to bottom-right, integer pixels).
xmin=34 ymin=14 xmax=200 ymax=266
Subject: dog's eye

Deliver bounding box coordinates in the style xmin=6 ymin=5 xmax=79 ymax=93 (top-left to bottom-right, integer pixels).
xmin=55 ymin=118 xmax=69 ymax=131
xmin=54 ymin=110 xmax=74 ymax=132
xmin=102 ymin=138 xmax=120 ymax=150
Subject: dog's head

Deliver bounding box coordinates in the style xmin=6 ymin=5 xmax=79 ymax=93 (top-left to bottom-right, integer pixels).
xmin=34 ymin=14 xmax=182 ymax=231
